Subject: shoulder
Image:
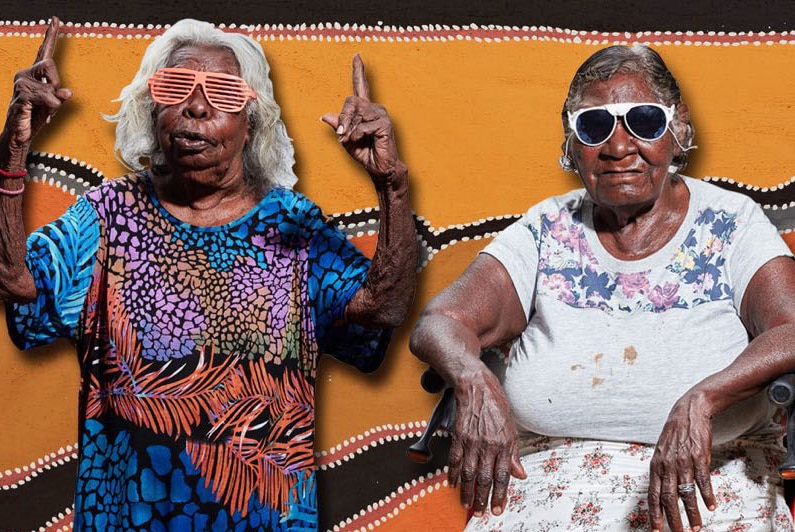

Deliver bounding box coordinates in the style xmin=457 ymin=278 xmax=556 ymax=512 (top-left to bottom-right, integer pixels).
xmin=262 ymin=188 xmax=325 ymax=226
xmin=488 ymin=189 xmax=587 ymax=251
xmin=254 ymin=187 xmax=330 ymax=244
xmin=536 ymin=188 xmax=588 ymax=213
xmin=683 ymin=176 xmax=787 ymax=267
xmin=517 ymin=188 xmax=589 ymax=231
xmin=82 ymin=172 xmax=148 ymax=212
xmin=684 ymin=176 xmax=763 ymax=224
xmin=264 ymin=187 xmax=322 ymax=217
xmin=85 ymin=172 xmax=145 ymax=197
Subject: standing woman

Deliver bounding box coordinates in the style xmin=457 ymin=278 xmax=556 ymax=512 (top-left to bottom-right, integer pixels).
xmin=411 ymin=44 xmax=795 ymax=531
xmin=1 ymin=18 xmax=416 ymax=531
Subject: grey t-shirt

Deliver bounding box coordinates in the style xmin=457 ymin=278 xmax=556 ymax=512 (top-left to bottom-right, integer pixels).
xmin=482 ymin=177 xmax=792 ymax=445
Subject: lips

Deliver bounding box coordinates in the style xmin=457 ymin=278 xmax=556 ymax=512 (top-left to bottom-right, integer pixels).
xmin=602 ymin=167 xmax=642 ymax=174
xmin=171 ymin=129 xmax=215 ymax=152
xmin=600 ymin=167 xmax=644 ymax=179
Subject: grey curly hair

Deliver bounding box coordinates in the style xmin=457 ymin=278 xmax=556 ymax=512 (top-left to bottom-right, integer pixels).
xmin=559 ymin=44 xmax=695 ymax=173
xmin=105 ymin=19 xmax=297 ymax=191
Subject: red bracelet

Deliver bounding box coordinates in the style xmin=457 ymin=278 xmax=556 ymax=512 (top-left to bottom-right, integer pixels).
xmin=0 ymin=183 xmax=24 ymax=196
xmin=0 ymin=167 xmax=27 ymax=179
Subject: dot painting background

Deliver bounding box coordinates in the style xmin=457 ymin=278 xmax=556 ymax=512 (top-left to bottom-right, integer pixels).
xmin=1 ymin=2 xmax=795 ymax=531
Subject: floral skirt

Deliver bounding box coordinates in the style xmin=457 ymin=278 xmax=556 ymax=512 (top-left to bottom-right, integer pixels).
xmin=465 ymin=435 xmax=794 ymax=532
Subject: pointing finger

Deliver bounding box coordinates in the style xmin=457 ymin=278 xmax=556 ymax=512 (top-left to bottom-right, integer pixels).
xmin=35 ymin=17 xmax=60 ymax=64
xmin=352 ymin=54 xmax=370 ymax=101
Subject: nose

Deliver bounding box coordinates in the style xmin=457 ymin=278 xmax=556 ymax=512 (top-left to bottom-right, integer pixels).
xmin=601 ymin=118 xmax=637 ymax=159
xmin=183 ymin=84 xmax=210 ymax=119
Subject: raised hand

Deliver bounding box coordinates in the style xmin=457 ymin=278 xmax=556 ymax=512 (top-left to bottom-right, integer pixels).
xmin=648 ymin=392 xmax=717 ymax=532
xmin=3 ymin=17 xmax=71 ymax=164
xmin=322 ymin=54 xmax=405 ymax=187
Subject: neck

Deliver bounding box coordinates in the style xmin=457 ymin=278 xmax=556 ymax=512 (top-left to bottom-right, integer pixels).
xmin=593 ymin=176 xmax=689 ymax=260
xmin=152 ymin=165 xmax=262 ymax=227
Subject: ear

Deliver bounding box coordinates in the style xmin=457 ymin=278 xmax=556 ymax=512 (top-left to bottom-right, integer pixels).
xmin=244 ymin=110 xmax=255 ymax=147
xmin=673 ymin=102 xmax=691 ymax=153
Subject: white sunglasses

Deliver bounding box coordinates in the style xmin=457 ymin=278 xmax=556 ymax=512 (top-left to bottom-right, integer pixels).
xmin=567 ymin=102 xmax=676 ymax=146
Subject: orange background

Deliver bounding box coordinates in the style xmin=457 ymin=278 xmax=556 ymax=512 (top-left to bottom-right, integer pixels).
xmin=1 ymin=32 xmax=794 ymax=529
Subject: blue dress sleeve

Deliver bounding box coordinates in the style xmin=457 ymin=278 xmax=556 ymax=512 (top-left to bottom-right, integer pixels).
xmin=307 ymin=217 xmax=391 ymax=373
xmin=5 ymin=196 xmax=100 ymax=350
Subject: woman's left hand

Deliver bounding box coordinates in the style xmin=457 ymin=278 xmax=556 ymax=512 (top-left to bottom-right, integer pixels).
xmin=648 ymin=391 xmax=717 ymax=532
xmin=322 ymin=55 xmax=406 ymax=188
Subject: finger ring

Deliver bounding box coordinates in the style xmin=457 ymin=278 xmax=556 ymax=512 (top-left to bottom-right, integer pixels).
xmin=678 ymin=483 xmax=696 ymax=495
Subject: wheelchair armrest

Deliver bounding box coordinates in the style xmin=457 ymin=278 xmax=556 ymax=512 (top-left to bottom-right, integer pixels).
xmin=769 ymin=374 xmax=795 ymax=479
xmin=407 ymin=368 xmax=455 ymax=463
xmin=408 ymin=350 xmax=508 ymax=464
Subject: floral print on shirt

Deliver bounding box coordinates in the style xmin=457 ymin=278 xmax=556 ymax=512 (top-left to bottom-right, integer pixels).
xmin=535 ymin=205 xmax=738 ymax=314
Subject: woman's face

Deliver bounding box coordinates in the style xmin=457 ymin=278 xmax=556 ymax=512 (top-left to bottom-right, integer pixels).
xmin=570 ymin=73 xmax=681 ymax=212
xmin=155 ymin=44 xmax=250 ymax=183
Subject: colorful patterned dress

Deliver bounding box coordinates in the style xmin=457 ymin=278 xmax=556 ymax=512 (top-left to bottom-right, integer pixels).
xmin=7 ymin=172 xmax=389 ymax=531
xmin=468 ymin=177 xmax=795 ymax=531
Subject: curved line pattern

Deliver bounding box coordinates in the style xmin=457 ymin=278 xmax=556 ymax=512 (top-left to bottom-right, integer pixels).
xmin=331 ymin=470 xmax=450 ymax=532
xmin=0 ymin=423 xmax=454 ymax=531
xmin=40 ymin=506 xmax=73 ymax=532
xmin=316 ymin=422 xmax=427 ymax=468
xmin=2 ymin=21 xmax=795 ymax=47
xmin=20 ymin=152 xmax=795 ymax=266
xmin=0 ymin=445 xmax=77 ymax=490
xmin=6 ymin=155 xmax=795 ymax=530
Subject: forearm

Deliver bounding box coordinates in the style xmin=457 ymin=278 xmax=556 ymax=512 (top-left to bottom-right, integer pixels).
xmin=0 ymin=133 xmax=35 ymax=302
xmin=410 ymin=306 xmax=526 ymax=513
xmin=688 ymin=323 xmax=795 ymax=417
xmin=346 ymin=162 xmax=417 ymax=328
xmin=410 ymin=253 xmax=527 ymax=386
xmin=409 ymin=311 xmax=495 ymax=388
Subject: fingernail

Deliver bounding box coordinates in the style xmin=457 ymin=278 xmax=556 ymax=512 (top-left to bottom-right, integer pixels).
xmin=336 ymin=125 xmax=344 ymax=135
xmin=493 ymin=506 xmax=502 ymax=515
xmin=473 ymin=511 xmax=483 ymax=517
xmin=708 ymin=504 xmax=716 ymax=511
xmin=463 ymin=504 xmax=469 ymax=510
xmin=693 ymin=526 xmax=701 ymax=531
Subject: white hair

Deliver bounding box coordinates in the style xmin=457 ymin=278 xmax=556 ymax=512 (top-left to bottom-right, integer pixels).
xmin=105 ymin=19 xmax=297 ymax=191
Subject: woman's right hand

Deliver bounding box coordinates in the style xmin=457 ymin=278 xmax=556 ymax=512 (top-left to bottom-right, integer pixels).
xmin=410 ymin=255 xmax=529 ymax=517
xmin=2 ymin=18 xmax=71 ymax=167
xmin=449 ymin=366 xmax=527 ymax=517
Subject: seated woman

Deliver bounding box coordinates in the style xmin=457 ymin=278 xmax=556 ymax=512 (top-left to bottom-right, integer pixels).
xmin=0 ymin=18 xmax=416 ymax=531
xmin=410 ymin=44 xmax=795 ymax=532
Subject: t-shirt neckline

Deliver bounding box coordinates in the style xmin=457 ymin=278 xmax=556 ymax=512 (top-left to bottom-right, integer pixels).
xmin=581 ymin=176 xmax=699 ymax=271
xmin=142 ymin=171 xmax=275 ymax=233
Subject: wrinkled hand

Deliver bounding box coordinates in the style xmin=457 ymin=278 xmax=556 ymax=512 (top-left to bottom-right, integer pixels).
xmin=321 ymin=54 xmax=405 ymax=187
xmin=449 ymin=368 xmax=527 ymax=517
xmin=4 ymin=18 xmax=71 ymax=154
xmin=649 ymin=392 xmax=717 ymax=532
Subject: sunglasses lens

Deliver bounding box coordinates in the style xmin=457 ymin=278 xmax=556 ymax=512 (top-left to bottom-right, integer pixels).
xmin=149 ymin=70 xmax=196 ymax=104
xmin=575 ymin=109 xmax=615 ymax=145
xmin=625 ymin=105 xmax=668 ymax=141
xmin=204 ymin=76 xmax=250 ymax=112
xmin=148 ymin=69 xmax=254 ymax=112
